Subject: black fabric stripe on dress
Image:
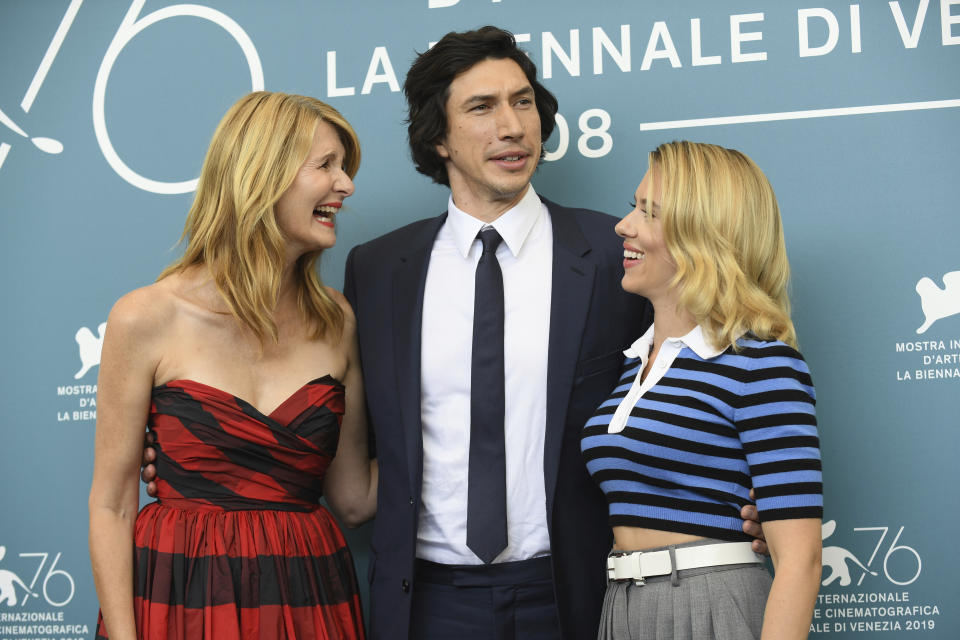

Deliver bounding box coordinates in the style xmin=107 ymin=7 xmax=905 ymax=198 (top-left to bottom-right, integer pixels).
xmin=133 ymin=546 xmax=360 ymax=608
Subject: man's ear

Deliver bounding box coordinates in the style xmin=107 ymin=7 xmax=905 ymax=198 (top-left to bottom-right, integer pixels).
xmin=435 ymin=139 xmax=450 ymax=159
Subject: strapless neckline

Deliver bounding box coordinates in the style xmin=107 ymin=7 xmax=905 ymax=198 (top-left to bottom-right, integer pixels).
xmin=155 ymin=374 xmax=344 ymax=420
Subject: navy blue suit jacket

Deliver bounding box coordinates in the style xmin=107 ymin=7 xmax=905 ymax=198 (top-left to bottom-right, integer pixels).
xmin=343 ymin=197 xmax=652 ymax=640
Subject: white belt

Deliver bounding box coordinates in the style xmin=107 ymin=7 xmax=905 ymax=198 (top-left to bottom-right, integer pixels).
xmin=606 ymin=542 xmax=762 ymax=585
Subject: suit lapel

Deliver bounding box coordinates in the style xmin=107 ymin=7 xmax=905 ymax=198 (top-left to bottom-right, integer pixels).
xmin=392 ymin=214 xmax=446 ymax=497
xmin=542 ymin=199 xmax=596 ymax=521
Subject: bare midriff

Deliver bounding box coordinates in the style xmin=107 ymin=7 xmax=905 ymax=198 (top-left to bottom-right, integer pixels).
xmin=612 ymin=526 xmax=707 ymax=552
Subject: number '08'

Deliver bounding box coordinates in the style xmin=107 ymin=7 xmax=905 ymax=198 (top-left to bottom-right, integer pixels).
xmin=544 ymin=109 xmax=613 ymax=161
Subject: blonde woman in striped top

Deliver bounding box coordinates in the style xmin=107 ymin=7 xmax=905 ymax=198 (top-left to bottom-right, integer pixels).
xmin=582 ymin=141 xmax=822 ymax=640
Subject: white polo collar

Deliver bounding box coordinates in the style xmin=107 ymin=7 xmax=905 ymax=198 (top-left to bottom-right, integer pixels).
xmin=446 ymin=185 xmax=542 ymax=259
xmin=623 ymin=324 xmax=728 ymax=362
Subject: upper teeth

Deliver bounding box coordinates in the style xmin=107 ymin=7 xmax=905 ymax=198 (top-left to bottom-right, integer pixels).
xmin=624 ymin=250 xmax=644 ymax=259
xmin=314 ymin=205 xmax=338 ymax=215
xmin=500 ymin=155 xmax=521 ymax=161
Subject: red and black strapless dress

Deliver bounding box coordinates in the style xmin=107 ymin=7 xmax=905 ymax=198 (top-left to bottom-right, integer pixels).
xmin=95 ymin=376 xmax=365 ymax=639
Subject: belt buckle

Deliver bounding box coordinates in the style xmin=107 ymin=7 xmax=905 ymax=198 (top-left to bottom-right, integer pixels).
xmin=606 ymin=554 xmax=617 ymax=582
xmin=630 ymin=551 xmax=646 ymax=587
xmin=607 ymin=551 xmax=646 ymax=586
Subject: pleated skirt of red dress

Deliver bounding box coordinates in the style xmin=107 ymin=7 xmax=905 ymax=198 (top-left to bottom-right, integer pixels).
xmin=95 ymin=500 xmax=365 ymax=639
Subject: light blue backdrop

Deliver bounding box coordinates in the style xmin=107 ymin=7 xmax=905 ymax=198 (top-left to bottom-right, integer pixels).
xmin=1 ymin=1 xmax=958 ymax=637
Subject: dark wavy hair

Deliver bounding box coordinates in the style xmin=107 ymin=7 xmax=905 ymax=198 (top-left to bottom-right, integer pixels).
xmin=403 ymin=26 xmax=559 ymax=186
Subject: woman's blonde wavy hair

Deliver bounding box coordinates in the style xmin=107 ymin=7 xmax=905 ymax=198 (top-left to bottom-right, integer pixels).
xmin=159 ymin=91 xmax=361 ymax=344
xmin=650 ymin=140 xmax=796 ymax=350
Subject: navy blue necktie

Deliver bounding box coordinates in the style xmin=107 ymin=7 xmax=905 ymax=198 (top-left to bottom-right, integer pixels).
xmin=466 ymin=227 xmax=507 ymax=564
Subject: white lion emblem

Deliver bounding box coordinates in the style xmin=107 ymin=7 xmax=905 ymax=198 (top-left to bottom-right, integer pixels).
xmin=74 ymin=322 xmax=107 ymax=379
xmin=915 ymin=270 xmax=960 ymax=334
xmin=821 ymin=520 xmax=877 ymax=587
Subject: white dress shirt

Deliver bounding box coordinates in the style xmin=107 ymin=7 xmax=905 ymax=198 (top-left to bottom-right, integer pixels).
xmin=417 ymin=186 xmax=553 ymax=564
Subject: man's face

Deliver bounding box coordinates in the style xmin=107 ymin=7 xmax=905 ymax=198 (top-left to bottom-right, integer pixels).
xmin=436 ymin=57 xmax=542 ymax=220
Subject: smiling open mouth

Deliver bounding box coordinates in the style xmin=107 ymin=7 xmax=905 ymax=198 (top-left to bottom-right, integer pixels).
xmin=313 ymin=204 xmax=338 ymax=225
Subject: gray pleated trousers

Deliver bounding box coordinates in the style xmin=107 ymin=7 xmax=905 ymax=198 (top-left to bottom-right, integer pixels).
xmin=597 ymin=539 xmax=772 ymax=640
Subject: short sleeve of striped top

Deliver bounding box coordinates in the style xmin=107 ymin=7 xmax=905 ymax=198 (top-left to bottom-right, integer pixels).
xmin=581 ymin=335 xmax=822 ymax=540
xmin=727 ymin=338 xmax=822 ymax=521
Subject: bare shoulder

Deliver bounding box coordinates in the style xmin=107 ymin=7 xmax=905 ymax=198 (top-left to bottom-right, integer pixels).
xmin=107 ymin=269 xmax=214 ymax=346
xmin=99 ymin=279 xmax=182 ymax=385
xmin=107 ymin=280 xmax=177 ymax=344
xmin=324 ymin=286 xmax=356 ymax=324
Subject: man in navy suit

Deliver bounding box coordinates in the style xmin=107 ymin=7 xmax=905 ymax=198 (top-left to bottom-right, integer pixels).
xmin=343 ymin=27 xmax=650 ymax=640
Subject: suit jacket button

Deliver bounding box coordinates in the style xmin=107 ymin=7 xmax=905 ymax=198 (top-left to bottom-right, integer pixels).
xmin=401 ymin=579 xmax=410 ymax=593
xmin=409 ymin=497 xmax=415 ymax=506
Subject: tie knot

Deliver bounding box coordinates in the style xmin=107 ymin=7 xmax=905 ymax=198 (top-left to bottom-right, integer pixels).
xmin=478 ymin=227 xmax=503 ymax=255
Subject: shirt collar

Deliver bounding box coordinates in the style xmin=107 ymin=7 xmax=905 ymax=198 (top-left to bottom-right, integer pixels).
xmin=623 ymin=324 xmax=728 ymax=361
xmin=623 ymin=324 xmax=655 ymax=361
xmin=446 ymin=185 xmax=543 ymax=259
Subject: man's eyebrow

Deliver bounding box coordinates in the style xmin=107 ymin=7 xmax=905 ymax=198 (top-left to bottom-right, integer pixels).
xmin=461 ymin=86 xmax=534 ymax=106
xmin=463 ymin=93 xmax=496 ymax=105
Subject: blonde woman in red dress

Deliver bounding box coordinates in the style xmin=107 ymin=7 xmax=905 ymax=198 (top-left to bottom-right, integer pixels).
xmin=89 ymin=92 xmax=376 ymax=639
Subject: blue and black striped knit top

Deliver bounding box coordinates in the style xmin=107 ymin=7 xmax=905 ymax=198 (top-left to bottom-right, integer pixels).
xmin=581 ymin=325 xmax=822 ymax=542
